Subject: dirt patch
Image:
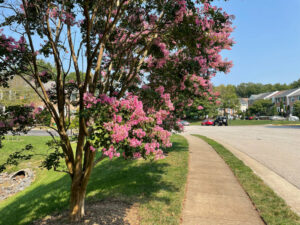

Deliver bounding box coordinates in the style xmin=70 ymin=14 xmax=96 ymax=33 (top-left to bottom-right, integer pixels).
xmin=31 ymin=199 xmax=140 ymax=225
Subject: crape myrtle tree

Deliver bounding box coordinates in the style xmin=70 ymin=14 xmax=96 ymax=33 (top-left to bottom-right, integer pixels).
xmin=0 ymin=0 xmax=233 ymax=221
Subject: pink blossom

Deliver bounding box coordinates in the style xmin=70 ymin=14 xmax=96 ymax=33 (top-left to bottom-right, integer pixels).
xmin=155 ymin=86 xmax=164 ymax=95
xmin=112 ymin=124 xmax=130 ymax=143
xmin=133 ymin=152 xmax=141 ymax=159
xmin=113 ymin=114 xmax=122 ymax=123
xmin=129 ymin=138 xmax=142 ymax=147
xmin=90 ymin=146 xmax=96 ymax=152
xmin=145 ymin=142 xmax=159 ymax=155
xmin=103 ymin=146 xmax=120 ymax=159
xmin=133 ymin=129 xmax=146 ymax=138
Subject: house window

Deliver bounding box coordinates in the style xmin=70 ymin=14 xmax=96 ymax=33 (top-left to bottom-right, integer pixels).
xmin=277 ymin=107 xmax=280 ymax=112
xmin=291 ymin=97 xmax=295 ymax=102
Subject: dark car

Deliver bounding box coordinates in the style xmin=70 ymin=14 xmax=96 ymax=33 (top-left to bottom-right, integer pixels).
xmin=213 ymin=116 xmax=228 ymax=126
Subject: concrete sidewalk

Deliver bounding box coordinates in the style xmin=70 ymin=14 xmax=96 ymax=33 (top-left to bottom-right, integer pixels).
xmin=181 ymin=135 xmax=264 ymax=225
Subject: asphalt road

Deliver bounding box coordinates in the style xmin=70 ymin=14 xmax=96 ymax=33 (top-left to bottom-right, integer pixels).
xmin=184 ymin=125 xmax=300 ymax=189
xmin=9 ymin=129 xmax=74 ymax=136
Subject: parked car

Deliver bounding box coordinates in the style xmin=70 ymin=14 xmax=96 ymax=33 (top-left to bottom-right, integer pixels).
xmin=270 ymin=116 xmax=285 ymax=121
xmin=245 ymin=116 xmax=254 ymax=120
xmin=180 ymin=120 xmax=190 ymax=126
xmin=213 ymin=116 xmax=228 ymax=126
xmin=288 ymin=115 xmax=299 ymax=121
xmin=201 ymin=119 xmax=214 ymax=126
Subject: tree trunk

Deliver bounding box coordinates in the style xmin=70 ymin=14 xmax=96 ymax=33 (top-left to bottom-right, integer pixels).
xmin=69 ymin=177 xmax=87 ymax=221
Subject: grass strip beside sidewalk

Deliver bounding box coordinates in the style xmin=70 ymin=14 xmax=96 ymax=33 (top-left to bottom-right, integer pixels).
xmin=193 ymin=134 xmax=300 ymax=225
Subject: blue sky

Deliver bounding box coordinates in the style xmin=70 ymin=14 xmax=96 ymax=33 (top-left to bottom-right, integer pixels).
xmin=212 ymin=0 xmax=300 ymax=86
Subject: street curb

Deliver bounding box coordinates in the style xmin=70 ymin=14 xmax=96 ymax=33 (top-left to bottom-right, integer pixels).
xmin=212 ymin=139 xmax=300 ymax=216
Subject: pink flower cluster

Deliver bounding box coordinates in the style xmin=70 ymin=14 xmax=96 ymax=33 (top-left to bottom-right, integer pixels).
xmin=111 ymin=124 xmax=131 ymax=143
xmin=89 ymin=146 xmax=96 ymax=152
xmin=48 ymin=8 xmax=77 ymax=26
xmin=145 ymin=142 xmax=164 ymax=160
xmin=83 ymin=92 xmax=99 ymax=108
xmin=152 ymin=126 xmax=172 ymax=148
xmin=129 ymin=138 xmax=142 ymax=147
xmin=0 ymin=30 xmax=26 ymax=53
xmin=85 ymin=93 xmax=172 ymax=161
xmin=155 ymin=86 xmax=174 ymax=111
xmin=155 ymin=110 xmax=169 ymax=125
xmin=133 ymin=129 xmax=146 ymax=138
xmin=103 ymin=146 xmax=120 ymax=159
xmin=113 ymin=114 xmax=122 ymax=123
xmin=174 ymin=0 xmax=187 ymax=24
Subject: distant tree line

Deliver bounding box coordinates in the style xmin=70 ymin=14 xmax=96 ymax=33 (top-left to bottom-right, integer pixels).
xmin=214 ymin=85 xmax=240 ymax=115
xmin=218 ymin=79 xmax=300 ymax=98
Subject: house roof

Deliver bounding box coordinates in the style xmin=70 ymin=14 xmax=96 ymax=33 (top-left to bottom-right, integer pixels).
xmin=249 ymin=94 xmax=260 ymax=100
xmin=260 ymin=92 xmax=274 ymax=99
xmin=288 ymin=88 xmax=300 ymax=97
xmin=274 ymin=88 xmax=300 ymax=98
xmin=249 ymin=91 xmax=277 ymax=100
xmin=239 ymin=98 xmax=248 ymax=104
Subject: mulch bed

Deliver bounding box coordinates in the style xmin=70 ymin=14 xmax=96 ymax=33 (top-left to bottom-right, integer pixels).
xmin=31 ymin=199 xmax=140 ymax=225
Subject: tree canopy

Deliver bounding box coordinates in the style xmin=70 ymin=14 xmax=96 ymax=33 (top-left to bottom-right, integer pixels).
xmin=216 ymin=81 xmax=300 ymax=98
xmin=248 ymin=99 xmax=273 ymax=116
xmin=214 ymin=84 xmax=239 ymax=114
xmin=293 ymin=101 xmax=300 ymax=118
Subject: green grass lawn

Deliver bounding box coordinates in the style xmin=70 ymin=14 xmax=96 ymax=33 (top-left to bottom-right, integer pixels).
xmin=0 ymin=136 xmax=52 ymax=173
xmin=189 ymin=119 xmax=300 ymax=126
xmin=193 ymin=134 xmax=300 ymax=225
xmin=0 ymin=135 xmax=188 ymax=225
xmin=229 ymin=120 xmax=300 ymax=126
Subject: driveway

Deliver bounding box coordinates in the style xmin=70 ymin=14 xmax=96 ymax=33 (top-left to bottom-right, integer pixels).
xmin=184 ymin=125 xmax=300 ymax=189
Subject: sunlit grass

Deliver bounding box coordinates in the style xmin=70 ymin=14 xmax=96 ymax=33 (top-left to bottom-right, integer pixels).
xmin=0 ymin=135 xmax=188 ymax=225
xmin=0 ymin=136 xmax=52 ymax=172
